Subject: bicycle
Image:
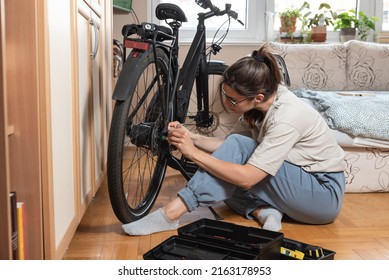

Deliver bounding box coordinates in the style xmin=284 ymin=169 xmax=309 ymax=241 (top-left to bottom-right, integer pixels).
xmin=107 ymin=0 xmax=290 ymax=224
xmin=107 ymin=0 xmax=245 ymax=223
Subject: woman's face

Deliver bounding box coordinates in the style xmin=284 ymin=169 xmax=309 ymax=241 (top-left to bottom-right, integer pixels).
xmin=221 ymin=83 xmax=254 ymax=113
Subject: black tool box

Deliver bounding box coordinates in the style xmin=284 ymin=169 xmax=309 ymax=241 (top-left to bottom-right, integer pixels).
xmin=143 ymin=218 xmax=335 ymax=260
xmin=143 ymin=218 xmax=284 ymax=260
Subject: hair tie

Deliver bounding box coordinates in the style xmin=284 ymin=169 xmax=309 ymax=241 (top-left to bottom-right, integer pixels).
xmin=253 ymin=54 xmax=265 ymax=62
xmin=253 ymin=53 xmax=271 ymax=70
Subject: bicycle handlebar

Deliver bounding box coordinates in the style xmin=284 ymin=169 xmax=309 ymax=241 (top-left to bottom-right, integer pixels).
xmin=195 ymin=0 xmax=215 ymax=11
xmin=195 ymin=0 xmax=244 ymax=26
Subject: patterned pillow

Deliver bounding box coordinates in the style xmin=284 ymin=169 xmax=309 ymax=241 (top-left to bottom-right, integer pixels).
xmin=267 ymin=42 xmax=348 ymax=91
xmin=345 ymin=40 xmax=389 ymax=91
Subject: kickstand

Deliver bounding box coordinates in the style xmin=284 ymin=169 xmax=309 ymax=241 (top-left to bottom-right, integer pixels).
xmin=208 ymin=206 xmax=223 ymax=221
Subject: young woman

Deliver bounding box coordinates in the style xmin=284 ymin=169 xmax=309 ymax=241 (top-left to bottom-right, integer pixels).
xmin=122 ymin=44 xmax=346 ymax=235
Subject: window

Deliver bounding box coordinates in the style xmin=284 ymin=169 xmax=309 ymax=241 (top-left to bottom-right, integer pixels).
xmin=148 ymin=0 xmax=265 ymax=44
xmin=273 ymin=0 xmax=387 ymax=41
xmin=382 ymin=0 xmax=389 ymax=30
xmin=273 ymin=0 xmax=358 ymax=42
xmin=148 ymin=1 xmax=385 ymax=42
xmin=274 ymin=0 xmax=357 ymax=32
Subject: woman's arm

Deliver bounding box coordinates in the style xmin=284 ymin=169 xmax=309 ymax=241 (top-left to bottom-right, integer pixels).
xmin=168 ymin=125 xmax=268 ymax=188
xmin=168 ymin=122 xmax=224 ymax=153
xmin=191 ymin=133 xmax=225 ymax=153
xmin=191 ymin=149 xmax=268 ymax=189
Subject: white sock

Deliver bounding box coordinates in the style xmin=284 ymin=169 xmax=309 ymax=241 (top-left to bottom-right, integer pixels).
xmin=257 ymin=207 xmax=283 ymax=232
xmin=122 ymin=208 xmax=179 ymax=235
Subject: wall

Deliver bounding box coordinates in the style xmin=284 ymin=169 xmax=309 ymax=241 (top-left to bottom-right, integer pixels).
xmin=47 ymin=0 xmax=76 ymax=250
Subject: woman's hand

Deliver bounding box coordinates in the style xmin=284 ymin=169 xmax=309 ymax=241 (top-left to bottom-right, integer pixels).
xmin=167 ymin=122 xmax=197 ymax=159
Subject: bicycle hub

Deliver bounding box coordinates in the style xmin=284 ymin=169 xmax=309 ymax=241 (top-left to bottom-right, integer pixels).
xmin=129 ymin=123 xmax=153 ymax=148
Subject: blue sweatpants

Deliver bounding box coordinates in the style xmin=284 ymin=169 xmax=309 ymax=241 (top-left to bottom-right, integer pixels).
xmin=177 ymin=134 xmax=345 ymax=224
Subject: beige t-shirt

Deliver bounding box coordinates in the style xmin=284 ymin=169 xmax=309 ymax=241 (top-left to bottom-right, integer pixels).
xmin=230 ymin=85 xmax=346 ymax=176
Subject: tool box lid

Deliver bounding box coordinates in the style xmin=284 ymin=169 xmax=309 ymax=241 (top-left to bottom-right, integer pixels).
xmin=143 ymin=235 xmax=259 ymax=260
xmin=177 ymin=218 xmax=284 ymax=259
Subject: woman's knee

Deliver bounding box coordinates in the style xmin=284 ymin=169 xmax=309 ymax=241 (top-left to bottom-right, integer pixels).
xmin=225 ymin=134 xmax=257 ymax=147
xmin=217 ymin=134 xmax=258 ymax=158
xmin=287 ymin=206 xmax=341 ymax=225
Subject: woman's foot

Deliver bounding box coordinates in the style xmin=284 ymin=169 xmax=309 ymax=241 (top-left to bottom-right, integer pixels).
xmin=253 ymin=207 xmax=283 ymax=232
xmin=122 ymin=208 xmax=179 ymax=235
xmin=122 ymin=197 xmax=188 ymax=235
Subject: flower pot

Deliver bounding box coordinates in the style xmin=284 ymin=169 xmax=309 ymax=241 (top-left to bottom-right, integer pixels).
xmin=279 ymin=16 xmax=297 ymax=33
xmin=340 ymin=27 xmax=356 ymax=42
xmin=311 ymin=26 xmax=327 ymax=42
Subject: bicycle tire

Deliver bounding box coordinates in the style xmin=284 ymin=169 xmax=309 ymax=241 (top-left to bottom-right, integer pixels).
xmin=107 ymin=48 xmax=170 ymax=223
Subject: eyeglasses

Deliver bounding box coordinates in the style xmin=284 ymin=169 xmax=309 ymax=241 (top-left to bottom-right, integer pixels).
xmin=221 ymin=86 xmax=252 ymax=107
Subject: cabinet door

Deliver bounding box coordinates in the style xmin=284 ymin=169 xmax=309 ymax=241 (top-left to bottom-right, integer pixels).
xmin=0 ymin=0 xmax=11 ymax=260
xmin=90 ymin=10 xmax=105 ymax=194
xmin=77 ymin=0 xmax=105 ymax=210
xmin=77 ymin=0 xmax=94 ymax=213
xmin=2 ymin=0 xmax=43 ymax=260
xmin=90 ymin=0 xmax=102 ymax=16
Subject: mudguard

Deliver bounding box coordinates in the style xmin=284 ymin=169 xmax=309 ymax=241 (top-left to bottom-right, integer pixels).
xmin=112 ymin=50 xmax=151 ymax=101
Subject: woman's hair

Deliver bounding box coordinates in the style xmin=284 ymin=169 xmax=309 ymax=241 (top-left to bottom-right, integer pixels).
xmin=222 ymin=43 xmax=282 ymax=127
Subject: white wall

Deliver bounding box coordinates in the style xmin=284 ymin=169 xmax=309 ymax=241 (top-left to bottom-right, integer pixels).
xmin=47 ymin=0 xmax=76 ymax=248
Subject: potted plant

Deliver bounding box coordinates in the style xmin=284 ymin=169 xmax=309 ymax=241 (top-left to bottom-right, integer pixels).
xmin=357 ymin=11 xmax=378 ymax=41
xmin=278 ymin=1 xmax=309 ymax=34
xmin=334 ymin=9 xmax=378 ymax=42
xmin=305 ymin=3 xmax=337 ymax=42
xmin=333 ymin=9 xmax=359 ymax=42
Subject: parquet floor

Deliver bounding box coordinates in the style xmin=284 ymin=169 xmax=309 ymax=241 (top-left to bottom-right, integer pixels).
xmin=62 ymin=170 xmax=389 ymax=260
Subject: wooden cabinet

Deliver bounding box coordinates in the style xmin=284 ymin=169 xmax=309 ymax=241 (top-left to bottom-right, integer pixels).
xmin=0 ymin=0 xmax=44 ymax=260
xmin=0 ymin=0 xmax=11 ymax=259
xmin=76 ymin=0 xmax=107 ymax=215
xmin=0 ymin=0 xmax=112 ymax=260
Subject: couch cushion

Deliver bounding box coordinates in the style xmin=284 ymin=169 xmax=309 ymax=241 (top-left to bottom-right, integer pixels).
xmin=345 ymin=40 xmax=389 ymax=91
xmin=294 ymin=89 xmax=389 ymax=141
xmin=267 ymin=42 xmax=348 ymax=91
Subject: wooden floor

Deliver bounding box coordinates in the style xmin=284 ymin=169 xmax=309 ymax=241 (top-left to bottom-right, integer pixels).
xmin=62 ymin=170 xmax=389 ymax=260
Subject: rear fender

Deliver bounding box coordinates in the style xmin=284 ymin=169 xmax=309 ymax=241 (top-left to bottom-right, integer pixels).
xmin=112 ymin=50 xmax=151 ymax=101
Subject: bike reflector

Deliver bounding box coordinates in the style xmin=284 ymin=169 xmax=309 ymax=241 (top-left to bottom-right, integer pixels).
xmin=124 ymin=40 xmax=150 ymax=51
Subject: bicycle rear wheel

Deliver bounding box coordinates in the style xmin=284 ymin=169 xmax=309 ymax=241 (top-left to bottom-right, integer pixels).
xmin=107 ymin=48 xmax=170 ymax=223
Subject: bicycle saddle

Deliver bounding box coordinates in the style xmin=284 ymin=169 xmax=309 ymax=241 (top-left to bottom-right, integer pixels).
xmin=156 ymin=3 xmax=188 ymax=22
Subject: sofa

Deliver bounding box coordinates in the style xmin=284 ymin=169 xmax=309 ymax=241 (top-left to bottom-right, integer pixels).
xmin=266 ymin=40 xmax=389 ymax=193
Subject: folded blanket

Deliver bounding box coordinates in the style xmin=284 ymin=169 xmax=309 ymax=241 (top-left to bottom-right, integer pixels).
xmin=293 ymin=89 xmax=389 ymax=141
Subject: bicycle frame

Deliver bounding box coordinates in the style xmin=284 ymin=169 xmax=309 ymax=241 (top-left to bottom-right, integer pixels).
xmin=174 ymin=11 xmax=222 ymax=127
xmin=113 ymin=7 xmax=230 ymax=180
